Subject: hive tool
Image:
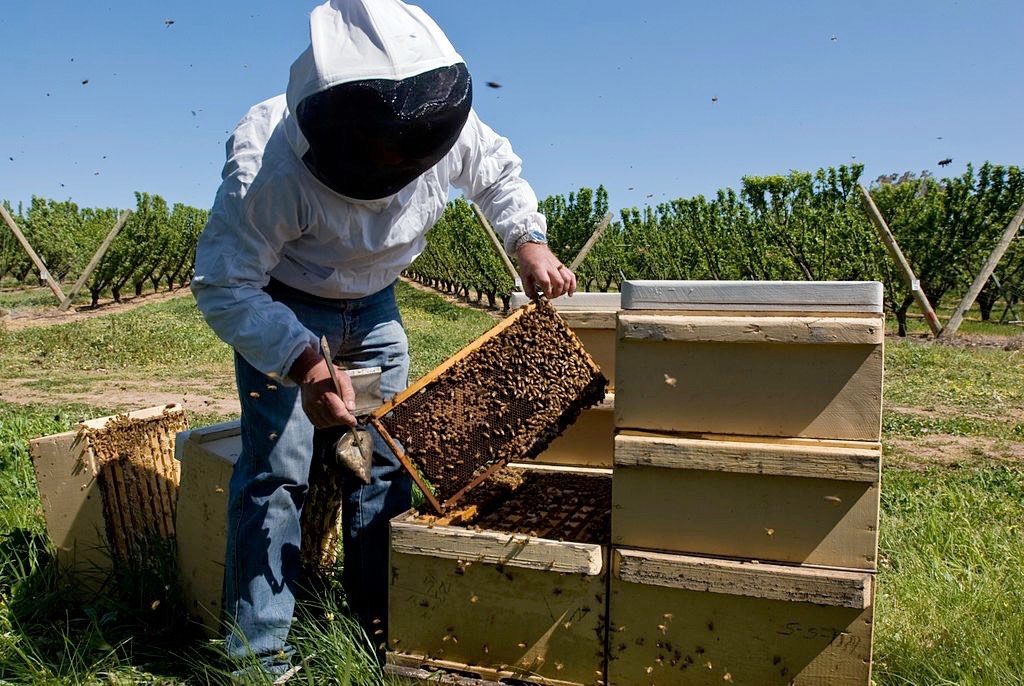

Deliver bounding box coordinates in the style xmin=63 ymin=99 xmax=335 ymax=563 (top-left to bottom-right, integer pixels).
xmin=319 ymin=336 xmax=375 ymax=484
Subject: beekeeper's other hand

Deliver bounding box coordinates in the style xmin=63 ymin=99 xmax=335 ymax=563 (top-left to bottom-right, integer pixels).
xmin=517 ymin=242 xmax=576 ymax=300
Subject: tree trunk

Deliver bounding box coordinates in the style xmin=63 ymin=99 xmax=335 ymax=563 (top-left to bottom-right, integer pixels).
xmin=134 ymin=281 xmax=144 ymax=297
xmin=486 ymin=291 xmax=496 ymax=308
xmin=977 ymin=283 xmax=999 ymax=322
xmin=979 ymin=297 xmax=994 ymax=322
xmin=895 ymin=294 xmax=914 ymax=337
xmin=90 ymin=288 xmax=100 ymax=307
xmin=500 ymin=295 xmax=511 ymax=313
xmin=112 ymin=286 xmax=122 ymax=303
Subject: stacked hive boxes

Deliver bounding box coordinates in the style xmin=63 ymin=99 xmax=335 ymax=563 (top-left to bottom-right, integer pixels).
xmin=387 ymin=294 xmax=621 ymax=686
xmin=608 ymin=281 xmax=883 ymax=686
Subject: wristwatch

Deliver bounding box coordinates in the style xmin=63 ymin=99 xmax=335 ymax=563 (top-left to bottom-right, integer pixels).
xmin=514 ymin=229 xmax=548 ymax=252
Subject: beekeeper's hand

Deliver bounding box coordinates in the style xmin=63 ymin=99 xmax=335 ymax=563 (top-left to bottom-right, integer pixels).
xmin=517 ymin=242 xmax=577 ymax=300
xmin=289 ymin=348 xmax=357 ymax=428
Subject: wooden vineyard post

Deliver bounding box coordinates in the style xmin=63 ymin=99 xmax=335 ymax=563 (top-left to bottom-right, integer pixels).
xmin=858 ymin=184 xmax=942 ymax=336
xmin=0 ymin=204 xmax=67 ymax=304
xmin=470 ymin=202 xmax=522 ymax=289
xmin=568 ymin=212 xmax=613 ymax=272
xmin=940 ymin=200 xmax=1024 ymax=339
xmin=58 ymin=209 xmax=132 ymax=311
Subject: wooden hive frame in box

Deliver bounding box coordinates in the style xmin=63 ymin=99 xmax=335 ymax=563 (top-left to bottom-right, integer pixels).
xmin=370 ymin=301 xmax=607 ymax=514
xmin=509 ymin=293 xmax=621 ymax=470
xmin=30 ymin=404 xmax=188 ymax=576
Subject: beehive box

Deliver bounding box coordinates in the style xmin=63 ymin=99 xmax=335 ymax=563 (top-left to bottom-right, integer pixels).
xmin=612 ymin=432 xmax=881 ymax=569
xmin=29 ymin=404 xmax=188 ymax=579
xmin=531 ymin=393 xmax=614 ymax=469
xmin=608 ymin=549 xmax=874 ymax=686
xmin=174 ymin=368 xmax=383 ymax=635
xmin=173 ymin=420 xmax=241 ymax=633
xmin=388 ymin=464 xmax=612 ymax=686
xmin=510 ymin=293 xmax=620 ymax=389
xmin=615 ymin=281 xmax=885 ymax=442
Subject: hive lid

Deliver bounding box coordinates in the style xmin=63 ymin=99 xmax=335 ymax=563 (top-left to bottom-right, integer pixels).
xmin=370 ymin=301 xmax=608 ymax=514
xmin=621 ymin=280 xmax=884 ymax=313
xmin=509 ymin=292 xmax=622 ymax=311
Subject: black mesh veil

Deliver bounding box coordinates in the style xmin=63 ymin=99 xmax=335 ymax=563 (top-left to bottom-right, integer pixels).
xmin=297 ymin=63 xmax=473 ymax=200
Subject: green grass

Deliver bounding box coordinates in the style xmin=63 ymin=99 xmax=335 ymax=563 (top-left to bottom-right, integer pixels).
xmin=0 ymin=288 xmax=65 ymax=311
xmin=885 ymin=338 xmax=1024 ymax=416
xmin=0 ymin=282 xmax=493 ymax=384
xmin=399 ymin=283 xmax=496 ymax=381
xmin=875 ymin=466 xmax=1024 ymax=685
xmin=0 ymin=296 xmax=231 ymax=376
xmin=2 ymin=282 xmax=1024 ymax=684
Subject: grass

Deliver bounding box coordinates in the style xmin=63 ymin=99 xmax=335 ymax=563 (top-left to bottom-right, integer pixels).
xmin=0 ymin=282 xmax=493 ymax=385
xmin=875 ymin=466 xmax=1024 ymax=685
xmin=1 ymin=282 xmax=1024 ymax=684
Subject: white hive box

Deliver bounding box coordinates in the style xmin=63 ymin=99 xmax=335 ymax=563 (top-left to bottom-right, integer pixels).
xmin=612 ymin=433 xmax=881 ymax=569
xmin=615 ymin=281 xmax=884 ymax=442
xmin=174 ymin=420 xmax=240 ymax=635
xmin=388 ymin=464 xmax=611 ymax=686
xmin=607 ymin=549 xmax=874 ymax=686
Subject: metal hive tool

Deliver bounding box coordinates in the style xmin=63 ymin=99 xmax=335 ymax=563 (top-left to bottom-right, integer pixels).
xmin=370 ymin=300 xmax=608 ymax=513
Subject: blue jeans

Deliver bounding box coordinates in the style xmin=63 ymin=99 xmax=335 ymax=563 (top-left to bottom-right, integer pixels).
xmin=224 ymin=280 xmax=411 ymax=662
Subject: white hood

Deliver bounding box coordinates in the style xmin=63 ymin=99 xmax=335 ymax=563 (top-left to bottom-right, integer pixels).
xmin=285 ymin=0 xmax=464 ymax=159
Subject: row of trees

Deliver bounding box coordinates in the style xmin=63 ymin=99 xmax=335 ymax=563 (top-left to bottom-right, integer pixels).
xmin=4 ymin=163 xmax=1022 ymax=333
xmin=407 ymin=162 xmax=1024 ymax=334
xmin=1 ymin=193 xmax=208 ymax=306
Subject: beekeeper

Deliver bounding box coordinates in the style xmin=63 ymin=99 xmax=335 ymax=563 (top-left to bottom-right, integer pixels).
xmin=191 ymin=0 xmax=574 ymax=675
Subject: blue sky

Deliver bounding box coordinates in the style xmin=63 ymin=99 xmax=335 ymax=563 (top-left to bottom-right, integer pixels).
xmin=1 ymin=1 xmax=1021 ymax=213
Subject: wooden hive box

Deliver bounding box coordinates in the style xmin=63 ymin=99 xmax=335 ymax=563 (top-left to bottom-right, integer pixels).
xmin=173 ymin=420 xmax=241 ymax=635
xmin=388 ymin=464 xmax=612 ymax=686
xmin=531 ymin=393 xmax=614 ymax=469
xmin=29 ymin=404 xmax=187 ymax=580
xmin=511 ymin=293 xmax=620 ymax=390
xmin=173 ymin=368 xmax=383 ymax=636
xmin=608 ymin=549 xmax=874 ymax=686
xmin=615 ymin=281 xmax=884 ymax=442
xmin=612 ymin=433 xmax=881 ymax=570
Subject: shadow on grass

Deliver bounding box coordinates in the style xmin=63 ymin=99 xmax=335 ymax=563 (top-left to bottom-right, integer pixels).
xmin=0 ymin=527 xmax=223 ymax=683
xmin=0 ymin=528 xmax=394 ymax=685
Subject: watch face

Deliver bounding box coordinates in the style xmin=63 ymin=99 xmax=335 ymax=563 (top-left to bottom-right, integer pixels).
xmin=526 ymin=230 xmax=548 ymax=243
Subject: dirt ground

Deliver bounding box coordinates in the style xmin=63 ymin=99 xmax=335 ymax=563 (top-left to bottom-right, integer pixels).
xmin=0 ymin=287 xmax=194 ymax=331
xmin=0 ymin=373 xmax=241 ymax=416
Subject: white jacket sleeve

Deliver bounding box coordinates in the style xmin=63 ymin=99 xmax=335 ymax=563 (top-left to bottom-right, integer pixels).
xmin=450 ymin=110 xmax=547 ymax=254
xmin=191 ymin=178 xmax=320 ymax=383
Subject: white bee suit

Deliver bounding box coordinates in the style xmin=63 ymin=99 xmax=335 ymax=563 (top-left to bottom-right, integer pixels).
xmin=191 ymin=0 xmax=546 ymax=381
